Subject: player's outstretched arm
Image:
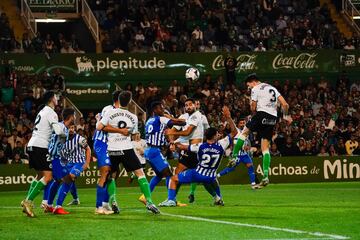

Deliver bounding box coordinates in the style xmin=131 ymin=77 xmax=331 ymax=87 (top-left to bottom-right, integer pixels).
xmin=165 ymin=125 xmax=195 ymax=137
xmin=51 ymin=122 xmax=67 ymax=137
xmin=222 ymin=106 xmax=237 ymax=138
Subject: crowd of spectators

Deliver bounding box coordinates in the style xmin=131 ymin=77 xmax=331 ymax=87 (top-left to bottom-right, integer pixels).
xmin=1 ymin=64 xmax=359 ymax=164
xmin=89 ymin=0 xmax=360 ymax=53
xmin=0 ymin=9 xmax=84 ymax=54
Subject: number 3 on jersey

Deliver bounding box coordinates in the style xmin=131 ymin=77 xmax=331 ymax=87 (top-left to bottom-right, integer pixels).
xmin=201 ymin=154 xmax=220 ymax=168
xmin=269 ymin=89 xmax=276 ymax=102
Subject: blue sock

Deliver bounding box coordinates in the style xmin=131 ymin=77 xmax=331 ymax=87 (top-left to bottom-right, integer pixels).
xmin=43 ymin=179 xmax=53 ymax=201
xmin=48 ymin=180 xmax=60 ymax=205
xmin=70 ymin=182 xmax=78 ymax=199
xmin=218 ymin=166 xmax=236 ymax=177
xmin=168 ymin=188 xmax=176 ymax=201
xmin=214 ymin=181 xmax=222 ymax=198
xmin=165 ymin=176 xmax=170 ymax=189
xmin=56 ymin=182 xmax=72 ymax=206
xmin=103 ymin=183 xmax=109 ymax=203
xmin=248 ymin=165 xmax=256 ymax=184
xmin=96 ymin=184 xmax=106 ymax=208
xmin=149 ymin=175 xmax=162 ymax=192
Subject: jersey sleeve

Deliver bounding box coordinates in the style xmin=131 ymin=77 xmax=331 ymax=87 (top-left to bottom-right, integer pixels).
xmin=202 ymin=115 xmax=210 ymax=130
xmin=250 ymin=88 xmax=258 ymax=102
xmin=189 ymin=143 xmax=200 ymax=153
xmin=100 ymin=112 xmax=110 ymax=126
xmin=218 ymin=135 xmax=232 ymax=151
xmin=49 ymin=111 xmax=59 ymax=126
xmin=159 ymin=116 xmax=171 ymax=125
xmin=131 ymin=114 xmax=139 ymax=134
xmin=274 ymin=87 xmax=281 ymax=99
xmin=78 ymin=136 xmax=88 ymax=148
xmin=188 ymin=113 xmax=200 ymax=127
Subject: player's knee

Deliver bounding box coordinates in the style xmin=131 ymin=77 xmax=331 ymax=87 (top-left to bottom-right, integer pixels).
xmin=134 ymin=168 xmax=145 ymax=177
xmin=246 ymin=163 xmax=253 ymax=168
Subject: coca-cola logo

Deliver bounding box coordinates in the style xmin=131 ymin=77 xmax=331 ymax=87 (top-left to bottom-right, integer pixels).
xmin=272 ymin=53 xmax=318 ymax=69
xmin=212 ymin=54 xmax=257 ymax=72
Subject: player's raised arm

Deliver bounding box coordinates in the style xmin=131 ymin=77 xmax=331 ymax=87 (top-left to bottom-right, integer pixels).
xmin=222 ymin=106 xmax=237 ymax=138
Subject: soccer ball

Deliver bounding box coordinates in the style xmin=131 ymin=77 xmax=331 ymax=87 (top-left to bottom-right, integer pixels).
xmin=185 ymin=67 xmax=200 ymax=81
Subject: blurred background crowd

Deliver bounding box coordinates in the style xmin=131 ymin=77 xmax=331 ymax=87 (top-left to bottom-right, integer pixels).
xmin=1 ymin=0 xmax=359 ymax=53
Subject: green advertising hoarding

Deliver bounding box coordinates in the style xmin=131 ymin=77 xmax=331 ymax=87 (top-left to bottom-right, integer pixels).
xmin=0 ymin=156 xmax=358 ymax=192
xmin=1 ymin=50 xmax=360 ymax=108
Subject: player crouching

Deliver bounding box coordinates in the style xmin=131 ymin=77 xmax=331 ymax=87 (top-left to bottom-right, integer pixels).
xmin=53 ymin=125 xmax=91 ymax=214
xmin=160 ymin=107 xmax=237 ymax=207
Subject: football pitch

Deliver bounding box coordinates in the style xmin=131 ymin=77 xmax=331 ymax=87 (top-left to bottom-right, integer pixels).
xmin=0 ymin=182 xmax=359 ymax=240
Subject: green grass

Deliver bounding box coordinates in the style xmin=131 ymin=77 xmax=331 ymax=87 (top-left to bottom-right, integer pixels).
xmin=0 ymin=182 xmax=359 ymax=240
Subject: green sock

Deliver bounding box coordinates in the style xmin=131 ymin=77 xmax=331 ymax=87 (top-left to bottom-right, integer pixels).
xmin=190 ymin=183 xmax=197 ymax=195
xmin=138 ymin=177 xmax=153 ymax=204
xmin=232 ymin=136 xmax=245 ymax=158
xmin=107 ymin=178 xmax=117 ymax=204
xmin=263 ymin=151 xmax=271 ymax=179
xmin=26 ymin=180 xmax=38 ymax=199
xmin=27 ymin=180 xmax=46 ymax=201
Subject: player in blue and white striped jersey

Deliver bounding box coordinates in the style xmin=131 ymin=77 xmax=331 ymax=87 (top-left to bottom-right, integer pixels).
xmin=138 ymin=101 xmax=185 ymax=205
xmin=160 ymin=106 xmax=237 ymax=207
xmin=53 ymin=124 xmax=91 ymax=214
xmin=217 ymin=119 xmax=261 ymax=190
xmin=41 ymin=108 xmax=77 ymax=213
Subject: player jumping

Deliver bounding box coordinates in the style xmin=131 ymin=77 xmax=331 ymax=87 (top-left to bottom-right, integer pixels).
xmin=231 ymin=73 xmax=290 ymax=187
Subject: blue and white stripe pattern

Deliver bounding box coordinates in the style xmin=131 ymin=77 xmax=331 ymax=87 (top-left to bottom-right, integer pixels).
xmin=195 ymin=142 xmax=225 ymax=178
xmin=61 ymin=134 xmax=86 ymax=163
xmin=93 ymin=105 xmax=114 ymax=143
xmin=145 ymin=116 xmax=169 ymax=147
xmin=93 ymin=129 xmax=108 ymax=143
xmin=48 ymin=122 xmax=68 ymax=158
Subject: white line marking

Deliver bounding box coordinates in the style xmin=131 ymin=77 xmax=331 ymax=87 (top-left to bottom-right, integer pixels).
xmin=0 ymin=206 xmax=349 ymax=240
xmin=160 ymin=212 xmax=350 ymax=240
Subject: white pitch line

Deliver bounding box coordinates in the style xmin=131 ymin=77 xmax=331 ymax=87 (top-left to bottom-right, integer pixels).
xmin=0 ymin=206 xmax=349 ymax=240
xmin=160 ymin=212 xmax=350 ymax=240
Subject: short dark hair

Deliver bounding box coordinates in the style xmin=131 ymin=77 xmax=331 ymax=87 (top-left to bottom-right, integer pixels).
xmin=119 ymin=91 xmax=132 ymax=107
xmin=43 ymin=91 xmax=55 ymax=104
xmin=245 ymin=73 xmax=259 ymax=83
xmin=112 ymin=90 xmax=122 ymax=103
xmin=62 ymin=108 xmax=75 ymax=121
xmin=185 ymin=98 xmax=195 ymax=104
xmin=205 ymin=127 xmax=218 ymax=140
xmin=150 ymin=101 xmax=162 ymax=112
